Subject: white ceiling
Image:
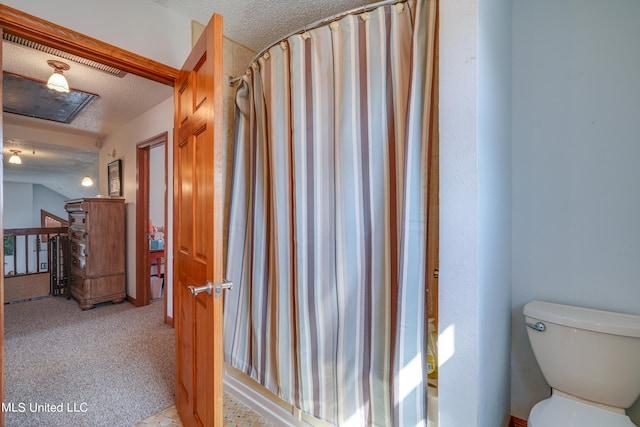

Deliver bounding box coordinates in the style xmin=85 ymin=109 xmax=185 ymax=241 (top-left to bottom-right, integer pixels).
xmin=149 ymin=0 xmax=382 ymax=52
xmin=2 ymin=0 xmax=381 ymax=199
xmin=2 ymin=41 xmax=173 ymax=138
xmin=2 ymin=39 xmax=173 ymax=199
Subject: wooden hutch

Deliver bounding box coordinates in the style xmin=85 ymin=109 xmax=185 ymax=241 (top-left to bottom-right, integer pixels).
xmin=65 ymin=197 xmax=126 ymax=309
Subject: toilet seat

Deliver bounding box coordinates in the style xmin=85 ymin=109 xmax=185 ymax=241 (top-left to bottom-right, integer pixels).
xmin=528 ymin=394 xmax=636 ymax=427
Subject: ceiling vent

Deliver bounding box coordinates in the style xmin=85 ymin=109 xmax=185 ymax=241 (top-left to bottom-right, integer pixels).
xmin=2 ymin=33 xmax=127 ymax=78
xmin=3 ymin=72 xmax=98 ymax=124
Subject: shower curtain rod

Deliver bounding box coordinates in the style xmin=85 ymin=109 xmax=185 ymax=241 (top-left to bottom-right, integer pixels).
xmin=228 ymin=0 xmax=406 ymax=85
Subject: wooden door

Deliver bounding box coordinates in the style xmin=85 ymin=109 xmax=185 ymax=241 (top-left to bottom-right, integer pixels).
xmin=173 ymin=13 xmax=225 ymax=427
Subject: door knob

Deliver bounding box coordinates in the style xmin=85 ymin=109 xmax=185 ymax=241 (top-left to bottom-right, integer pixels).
xmin=187 ymin=280 xmax=233 ymax=298
xmin=188 ymin=281 xmax=214 ymax=296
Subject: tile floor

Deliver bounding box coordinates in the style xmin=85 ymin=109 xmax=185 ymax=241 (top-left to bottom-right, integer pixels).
xmin=134 ymin=393 xmax=277 ymax=427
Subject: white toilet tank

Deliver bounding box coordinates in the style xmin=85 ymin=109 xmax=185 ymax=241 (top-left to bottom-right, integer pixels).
xmin=524 ymin=300 xmax=640 ymax=409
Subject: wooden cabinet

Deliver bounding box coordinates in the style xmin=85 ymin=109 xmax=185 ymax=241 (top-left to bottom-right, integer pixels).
xmin=65 ymin=197 xmax=126 ymax=309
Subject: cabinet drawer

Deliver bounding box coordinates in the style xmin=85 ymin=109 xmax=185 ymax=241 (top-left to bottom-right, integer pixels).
xmin=64 ymin=202 xmax=83 ymax=212
xmin=69 ymin=229 xmax=87 ymax=243
xmin=70 ymin=241 xmax=86 ymax=257
xmin=69 ymin=212 xmax=87 ymax=231
xmin=70 ymin=255 xmax=86 ymax=272
xmin=68 ymin=272 xmax=84 ymax=287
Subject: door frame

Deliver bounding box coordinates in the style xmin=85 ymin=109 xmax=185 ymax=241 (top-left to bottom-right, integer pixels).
xmin=135 ymin=132 xmax=168 ymax=313
xmin=0 ymin=5 xmax=179 ymax=425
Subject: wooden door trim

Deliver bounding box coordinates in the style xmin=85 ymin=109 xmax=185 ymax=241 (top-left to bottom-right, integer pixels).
xmin=134 ymin=142 xmax=151 ymax=307
xmin=0 ymin=4 xmax=178 ymax=86
xmin=135 ymin=133 xmax=168 ymax=309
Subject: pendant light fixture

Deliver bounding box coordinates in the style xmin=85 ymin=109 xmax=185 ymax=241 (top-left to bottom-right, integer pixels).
xmin=81 ymin=176 xmax=94 ymax=187
xmin=8 ymin=150 xmax=22 ymax=165
xmin=46 ymin=60 xmax=70 ymax=93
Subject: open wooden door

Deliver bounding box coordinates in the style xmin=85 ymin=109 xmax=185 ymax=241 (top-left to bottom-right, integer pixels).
xmin=173 ymin=13 xmax=227 ymax=427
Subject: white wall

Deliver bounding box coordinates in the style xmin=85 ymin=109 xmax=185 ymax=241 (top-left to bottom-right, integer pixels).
xmin=440 ymin=0 xmax=513 ymax=425
xmin=511 ymin=0 xmax=640 ymax=423
xmin=99 ymin=97 xmax=174 ymax=310
xmin=439 ymin=0 xmax=480 ymax=425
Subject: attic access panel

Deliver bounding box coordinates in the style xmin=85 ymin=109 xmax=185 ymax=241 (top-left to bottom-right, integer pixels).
xmin=2 ymin=71 xmax=98 ymax=124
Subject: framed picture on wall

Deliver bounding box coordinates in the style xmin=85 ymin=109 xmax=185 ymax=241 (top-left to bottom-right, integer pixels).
xmin=108 ymin=159 xmax=122 ymax=197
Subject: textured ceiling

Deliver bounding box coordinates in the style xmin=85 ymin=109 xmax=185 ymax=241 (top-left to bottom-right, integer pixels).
xmin=4 ymin=139 xmax=99 ymax=199
xmin=2 ymin=41 xmax=172 ymax=138
xmin=2 ymin=40 xmax=172 ymax=199
xmin=149 ymin=0 xmax=382 ymax=52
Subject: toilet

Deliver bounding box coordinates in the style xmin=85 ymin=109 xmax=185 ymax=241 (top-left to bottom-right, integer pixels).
xmin=523 ymin=300 xmax=640 ymax=427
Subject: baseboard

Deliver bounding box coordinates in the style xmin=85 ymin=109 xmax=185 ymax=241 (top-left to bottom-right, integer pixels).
xmin=126 ymin=295 xmax=140 ymax=306
xmin=223 ymin=366 xmax=332 ymax=427
xmin=510 ymin=415 xmax=527 ymax=427
xmin=164 ymin=314 xmax=173 ymax=327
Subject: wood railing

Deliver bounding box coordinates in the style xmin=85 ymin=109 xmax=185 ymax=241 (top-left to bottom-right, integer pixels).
xmin=3 ymin=227 xmax=68 ymax=277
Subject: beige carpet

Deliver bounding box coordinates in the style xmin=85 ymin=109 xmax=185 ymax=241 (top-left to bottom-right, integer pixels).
xmin=4 ymin=297 xmax=174 ymax=427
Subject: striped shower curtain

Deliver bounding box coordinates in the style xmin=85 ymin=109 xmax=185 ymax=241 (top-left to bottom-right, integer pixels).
xmin=224 ymin=0 xmax=437 ymax=425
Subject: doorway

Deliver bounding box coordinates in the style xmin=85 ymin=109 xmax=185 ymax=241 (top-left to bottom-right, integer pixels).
xmin=135 ymin=132 xmax=169 ymax=320
xmin=0 ymin=5 xmax=179 ymax=422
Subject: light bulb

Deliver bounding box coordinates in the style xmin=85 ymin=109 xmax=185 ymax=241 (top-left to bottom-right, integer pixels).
xmin=81 ymin=176 xmax=94 ymax=187
xmin=8 ymin=150 xmax=22 ymax=165
xmin=47 ymin=70 xmax=69 ymax=93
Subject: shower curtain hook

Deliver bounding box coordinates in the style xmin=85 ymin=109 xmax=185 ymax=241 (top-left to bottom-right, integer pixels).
xmin=360 ymin=1 xmax=371 ymax=21
xmin=301 ymin=25 xmax=311 ymax=41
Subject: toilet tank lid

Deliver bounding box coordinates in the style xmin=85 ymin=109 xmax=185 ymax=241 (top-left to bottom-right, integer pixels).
xmin=524 ymin=300 xmax=640 ymax=338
